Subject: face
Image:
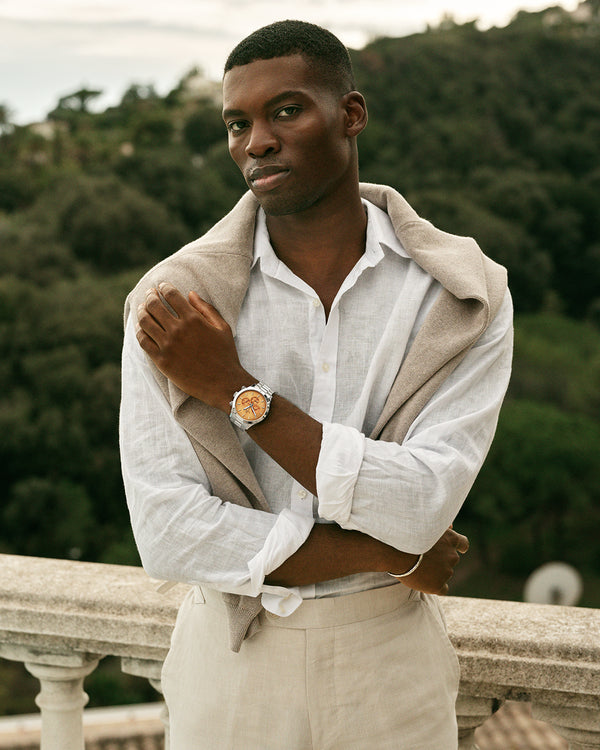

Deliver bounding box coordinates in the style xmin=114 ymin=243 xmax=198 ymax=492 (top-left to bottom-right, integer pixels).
xmin=222 ymin=54 xmax=364 ymax=217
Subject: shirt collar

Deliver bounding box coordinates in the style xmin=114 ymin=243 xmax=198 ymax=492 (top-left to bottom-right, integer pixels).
xmin=252 ymin=198 xmax=409 ymax=273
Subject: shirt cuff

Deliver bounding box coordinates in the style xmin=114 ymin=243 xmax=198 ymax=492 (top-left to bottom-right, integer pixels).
xmin=247 ymin=508 xmax=314 ymax=616
xmin=316 ymin=422 xmax=366 ymax=526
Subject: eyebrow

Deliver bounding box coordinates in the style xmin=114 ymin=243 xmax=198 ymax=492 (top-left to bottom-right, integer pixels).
xmin=222 ymin=90 xmax=307 ymax=120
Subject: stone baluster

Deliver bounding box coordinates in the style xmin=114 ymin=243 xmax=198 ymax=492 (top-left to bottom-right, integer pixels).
xmin=533 ymin=704 xmax=600 ymax=750
xmin=149 ymin=678 xmax=171 ymax=750
xmin=455 ymin=693 xmax=499 ymax=750
xmin=122 ymin=656 xmax=170 ymax=749
xmin=24 ymin=654 xmax=100 ymax=750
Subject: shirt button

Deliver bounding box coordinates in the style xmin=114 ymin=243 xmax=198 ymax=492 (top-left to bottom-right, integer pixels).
xmin=312 ymin=299 xmax=320 ymax=308
xmin=322 ymin=362 xmax=330 ymax=373
xmin=298 ymin=490 xmax=307 ymax=499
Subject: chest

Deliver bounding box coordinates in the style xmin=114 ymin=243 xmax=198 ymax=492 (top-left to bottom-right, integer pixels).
xmin=234 ymin=252 xmax=441 ymax=434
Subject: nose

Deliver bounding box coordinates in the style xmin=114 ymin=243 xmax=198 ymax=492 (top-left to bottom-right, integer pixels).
xmin=245 ymin=120 xmax=279 ymax=158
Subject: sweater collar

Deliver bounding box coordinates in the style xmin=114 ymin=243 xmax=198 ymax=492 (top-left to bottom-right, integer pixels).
xmin=209 ymin=183 xmax=491 ymax=312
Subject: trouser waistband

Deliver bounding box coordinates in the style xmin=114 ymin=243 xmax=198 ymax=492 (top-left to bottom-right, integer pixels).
xmin=199 ymin=582 xmax=417 ymax=630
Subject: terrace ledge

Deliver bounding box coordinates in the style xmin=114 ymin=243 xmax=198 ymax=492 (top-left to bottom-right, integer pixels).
xmin=0 ymin=554 xmax=599 ymax=749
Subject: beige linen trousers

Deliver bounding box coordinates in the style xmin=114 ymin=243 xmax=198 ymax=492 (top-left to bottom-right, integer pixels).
xmin=161 ymin=583 xmax=460 ymax=749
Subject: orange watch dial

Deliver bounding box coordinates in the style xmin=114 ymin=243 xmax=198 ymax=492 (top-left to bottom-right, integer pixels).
xmin=234 ymin=389 xmax=267 ymax=422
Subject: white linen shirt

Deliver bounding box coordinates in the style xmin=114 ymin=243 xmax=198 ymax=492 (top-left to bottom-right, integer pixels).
xmin=120 ymin=199 xmax=513 ymax=616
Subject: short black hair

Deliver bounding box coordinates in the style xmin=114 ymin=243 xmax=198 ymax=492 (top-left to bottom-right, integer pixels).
xmin=224 ymin=20 xmax=356 ymax=95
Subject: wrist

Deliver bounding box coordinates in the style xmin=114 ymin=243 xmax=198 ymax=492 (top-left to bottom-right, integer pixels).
xmin=387 ymin=553 xmax=424 ymax=579
xmin=216 ymin=370 xmax=256 ymax=413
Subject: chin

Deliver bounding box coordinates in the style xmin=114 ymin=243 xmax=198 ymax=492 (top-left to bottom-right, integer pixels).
xmin=256 ymin=189 xmax=321 ymax=218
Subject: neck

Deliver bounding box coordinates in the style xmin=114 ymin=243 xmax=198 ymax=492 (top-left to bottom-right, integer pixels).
xmin=265 ymin=189 xmax=367 ymax=316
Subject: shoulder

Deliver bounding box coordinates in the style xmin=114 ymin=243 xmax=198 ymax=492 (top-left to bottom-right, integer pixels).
xmin=360 ymin=182 xmax=508 ymax=320
xmin=124 ymin=191 xmax=260 ymax=328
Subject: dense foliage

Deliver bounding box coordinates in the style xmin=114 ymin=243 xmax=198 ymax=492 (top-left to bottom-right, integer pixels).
xmin=1 ymin=6 xmax=599 ymax=689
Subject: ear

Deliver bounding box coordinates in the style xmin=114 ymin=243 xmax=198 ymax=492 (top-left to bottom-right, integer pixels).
xmin=342 ymin=91 xmax=368 ymax=137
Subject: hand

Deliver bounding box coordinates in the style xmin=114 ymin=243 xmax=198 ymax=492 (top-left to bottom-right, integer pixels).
xmin=398 ymin=528 xmax=469 ymax=596
xmin=136 ymin=282 xmax=251 ymax=410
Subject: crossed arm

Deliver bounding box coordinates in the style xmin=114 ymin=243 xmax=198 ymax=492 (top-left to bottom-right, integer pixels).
xmin=135 ymin=282 xmax=469 ymax=595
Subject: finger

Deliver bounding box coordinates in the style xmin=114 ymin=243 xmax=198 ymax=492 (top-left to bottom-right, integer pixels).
xmin=137 ymin=303 xmax=167 ymax=344
xmin=158 ymin=281 xmax=190 ymax=318
xmin=135 ymin=320 xmax=160 ymax=355
xmin=447 ymin=527 xmax=469 ymax=553
xmin=188 ymin=291 xmax=230 ymax=331
xmin=143 ymin=288 xmax=179 ymax=330
xmin=455 ymin=533 xmax=469 ymax=554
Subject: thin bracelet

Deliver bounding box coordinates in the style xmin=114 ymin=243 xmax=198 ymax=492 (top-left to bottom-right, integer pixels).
xmin=387 ymin=553 xmax=424 ymax=579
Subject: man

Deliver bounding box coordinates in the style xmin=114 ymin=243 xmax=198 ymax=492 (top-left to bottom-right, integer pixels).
xmin=120 ymin=19 xmax=512 ymax=749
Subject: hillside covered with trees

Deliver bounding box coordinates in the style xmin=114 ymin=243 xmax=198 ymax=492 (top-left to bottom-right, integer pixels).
xmin=1 ymin=1 xmax=599 ymax=662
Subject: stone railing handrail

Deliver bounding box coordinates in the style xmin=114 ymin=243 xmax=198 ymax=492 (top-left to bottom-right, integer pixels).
xmin=1 ymin=553 xmax=599 ymax=749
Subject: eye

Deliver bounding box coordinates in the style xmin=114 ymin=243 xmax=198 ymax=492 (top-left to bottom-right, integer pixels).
xmin=226 ymin=120 xmax=248 ymax=134
xmin=276 ymin=105 xmax=300 ymax=119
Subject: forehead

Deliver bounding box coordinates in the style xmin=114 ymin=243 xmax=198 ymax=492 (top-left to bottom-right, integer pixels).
xmin=222 ymin=54 xmax=333 ymax=113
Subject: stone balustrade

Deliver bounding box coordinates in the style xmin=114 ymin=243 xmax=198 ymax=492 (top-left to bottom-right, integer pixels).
xmin=1 ymin=553 xmax=599 ymax=750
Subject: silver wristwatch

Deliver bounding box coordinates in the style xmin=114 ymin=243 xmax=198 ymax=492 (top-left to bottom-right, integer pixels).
xmin=229 ymin=381 xmax=274 ymax=430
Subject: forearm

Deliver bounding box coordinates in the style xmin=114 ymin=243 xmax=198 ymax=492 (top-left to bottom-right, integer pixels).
xmin=265 ymin=522 xmax=419 ymax=587
xmin=242 ymin=393 xmax=322 ymax=496
xmin=266 ymin=521 xmax=468 ymax=597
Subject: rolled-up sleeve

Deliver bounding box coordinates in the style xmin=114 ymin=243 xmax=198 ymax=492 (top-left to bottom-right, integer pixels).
xmin=119 ymin=316 xmax=313 ymax=611
xmin=317 ymin=290 xmax=513 ymax=553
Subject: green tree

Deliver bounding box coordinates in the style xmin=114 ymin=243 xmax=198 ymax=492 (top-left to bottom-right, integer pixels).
xmin=131 ymin=113 xmax=175 ymax=147
xmin=2 ymin=478 xmax=94 ymax=558
xmin=55 ymin=87 xmax=103 ymax=114
xmin=0 ymin=102 xmax=13 ymax=135
xmin=509 ymin=314 xmax=600 ymax=419
xmin=58 ymin=175 xmax=189 ymax=271
xmin=115 ymin=146 xmax=245 ymax=235
xmin=182 ymin=104 xmax=225 ymax=153
xmin=0 ymin=166 xmax=38 ymax=212
xmin=461 ymin=400 xmax=600 ymax=573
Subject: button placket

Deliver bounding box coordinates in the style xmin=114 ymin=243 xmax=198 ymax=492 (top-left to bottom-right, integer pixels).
xmin=308 ymin=296 xmax=326 ymax=364
xmin=291 ymin=481 xmax=312 ymax=513
xmin=310 ymin=306 xmax=339 ymax=422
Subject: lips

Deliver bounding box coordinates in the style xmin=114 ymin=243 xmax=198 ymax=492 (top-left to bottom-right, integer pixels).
xmin=247 ymin=165 xmax=290 ymax=192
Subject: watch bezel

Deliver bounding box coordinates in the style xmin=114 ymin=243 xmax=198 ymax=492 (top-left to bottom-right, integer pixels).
xmin=229 ymin=382 xmax=274 ymax=430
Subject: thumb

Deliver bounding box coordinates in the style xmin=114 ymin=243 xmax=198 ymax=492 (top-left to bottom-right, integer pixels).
xmin=188 ymin=291 xmax=229 ymax=330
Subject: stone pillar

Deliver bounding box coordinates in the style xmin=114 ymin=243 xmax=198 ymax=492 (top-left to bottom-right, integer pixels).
xmin=534 ymin=704 xmax=600 ymax=749
xmin=456 ymin=694 xmax=498 ymax=750
xmin=24 ymin=655 xmax=100 ymax=750
xmin=121 ymin=657 xmax=169 ymax=749
xmin=149 ymin=677 xmax=170 ymax=750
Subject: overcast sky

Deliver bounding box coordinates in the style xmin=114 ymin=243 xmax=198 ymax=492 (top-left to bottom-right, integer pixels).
xmin=1 ymin=0 xmax=579 ymax=124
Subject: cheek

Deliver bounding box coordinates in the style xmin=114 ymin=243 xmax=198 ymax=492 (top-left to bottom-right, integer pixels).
xmin=304 ymin=133 xmax=351 ymax=176
xmin=228 ymin=141 xmax=246 ymax=171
